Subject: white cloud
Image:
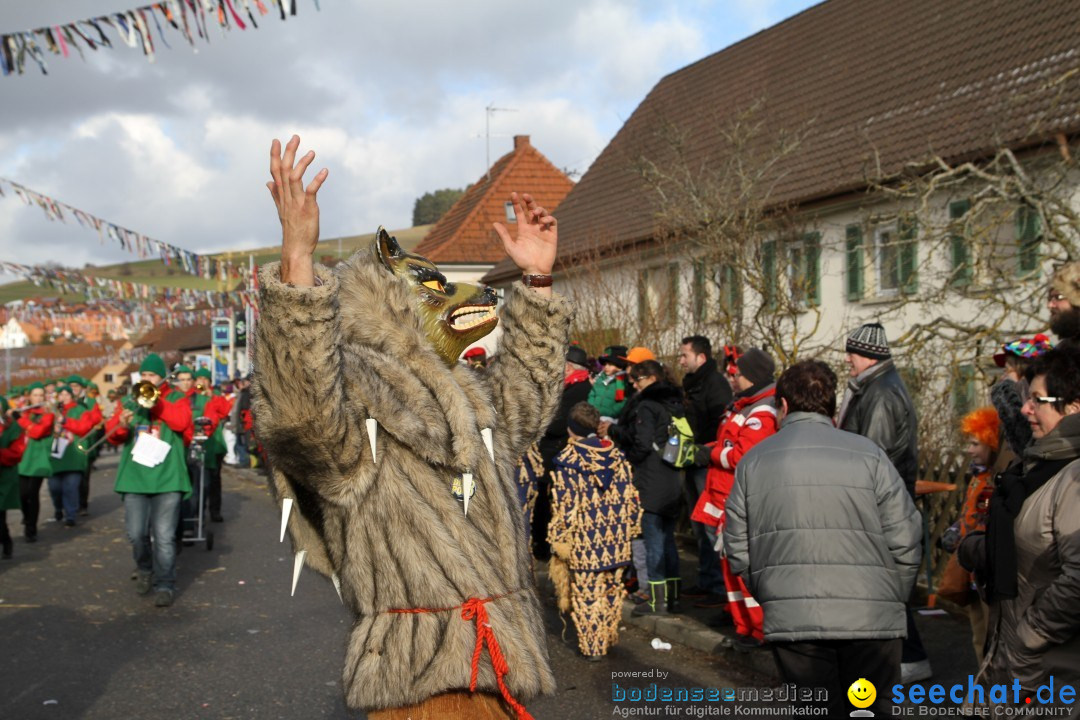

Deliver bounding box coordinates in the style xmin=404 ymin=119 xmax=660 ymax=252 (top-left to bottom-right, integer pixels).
xmin=0 ymin=0 xmax=817 ymax=272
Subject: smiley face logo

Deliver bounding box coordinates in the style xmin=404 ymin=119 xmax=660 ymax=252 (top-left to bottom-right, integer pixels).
xmin=847 ymin=678 xmax=876 ymax=709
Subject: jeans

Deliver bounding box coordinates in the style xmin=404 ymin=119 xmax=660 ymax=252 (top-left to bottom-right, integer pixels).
xmin=124 ymin=492 xmax=182 ymax=591
xmin=772 ymin=638 xmax=901 ymax=716
xmin=48 ymin=471 xmax=82 ymax=522
xmin=686 ymin=466 xmax=724 ymax=593
xmin=234 ymin=433 xmax=250 ymax=468
xmin=641 ymin=512 xmax=680 ymax=582
xmin=19 ymin=476 xmax=44 ymax=537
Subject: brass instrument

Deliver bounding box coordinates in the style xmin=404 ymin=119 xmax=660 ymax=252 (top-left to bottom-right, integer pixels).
xmin=131 ymin=380 xmax=162 ymax=409
xmin=76 ymin=381 xmax=161 ymax=454
xmin=195 ymin=379 xmax=211 ymax=395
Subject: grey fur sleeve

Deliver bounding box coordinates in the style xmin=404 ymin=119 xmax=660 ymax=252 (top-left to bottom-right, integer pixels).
xmin=253 ymin=261 xmax=365 ymax=482
xmin=487 ymin=284 xmax=574 ymax=460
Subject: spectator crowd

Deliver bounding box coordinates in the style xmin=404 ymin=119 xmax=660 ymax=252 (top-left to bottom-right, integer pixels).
xmin=489 ymin=260 xmax=1080 ymax=711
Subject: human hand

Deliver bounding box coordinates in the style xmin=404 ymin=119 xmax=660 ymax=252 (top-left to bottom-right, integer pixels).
xmin=120 ymin=409 xmax=134 ymax=425
xmin=597 ymin=420 xmax=611 ymax=437
xmin=493 ymin=192 xmax=557 ymax=277
xmin=268 ymin=135 xmax=328 ymax=287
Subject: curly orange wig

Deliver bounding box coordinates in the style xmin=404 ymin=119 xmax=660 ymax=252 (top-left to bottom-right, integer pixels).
xmin=960 ymin=406 xmax=1000 ymax=451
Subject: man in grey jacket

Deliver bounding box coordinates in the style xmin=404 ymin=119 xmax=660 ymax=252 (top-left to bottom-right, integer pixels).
xmin=724 ymin=360 xmax=921 ymax=716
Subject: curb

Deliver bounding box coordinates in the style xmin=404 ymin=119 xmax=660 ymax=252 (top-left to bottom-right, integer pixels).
xmin=619 ymin=601 xmax=778 ymax=679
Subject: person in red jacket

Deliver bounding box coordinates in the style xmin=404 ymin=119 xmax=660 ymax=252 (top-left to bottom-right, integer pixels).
xmin=13 ymin=382 xmax=55 ymax=542
xmin=0 ymin=396 xmax=27 ymax=558
xmin=690 ymin=348 xmax=778 ymax=650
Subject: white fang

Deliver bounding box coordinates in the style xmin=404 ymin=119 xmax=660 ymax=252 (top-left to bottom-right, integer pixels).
xmin=291 ymin=550 xmax=307 ymax=597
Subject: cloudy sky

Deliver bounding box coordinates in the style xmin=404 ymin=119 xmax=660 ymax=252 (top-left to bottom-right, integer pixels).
xmin=0 ymin=0 xmax=818 ymax=277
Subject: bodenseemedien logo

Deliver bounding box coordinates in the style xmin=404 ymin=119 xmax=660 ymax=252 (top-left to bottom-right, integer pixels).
xmin=847 ymin=678 xmax=876 ymax=717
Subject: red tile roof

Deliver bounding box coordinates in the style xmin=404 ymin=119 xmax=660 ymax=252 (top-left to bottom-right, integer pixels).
xmin=485 ymin=0 xmax=1080 ymax=282
xmin=414 ymin=136 xmax=574 ymax=264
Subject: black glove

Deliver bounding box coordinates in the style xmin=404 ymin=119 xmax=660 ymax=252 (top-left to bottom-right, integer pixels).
xmin=692 ymin=444 xmax=712 ymax=468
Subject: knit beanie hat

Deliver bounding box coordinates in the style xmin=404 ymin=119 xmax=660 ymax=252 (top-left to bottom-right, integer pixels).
xmin=28 ymin=381 xmax=44 ymax=392
xmin=139 ymin=353 xmax=167 ymax=377
xmin=846 ymin=323 xmax=891 ymax=360
xmin=194 ymin=368 xmax=213 ymax=381
xmin=736 ymin=348 xmax=775 ymax=386
xmin=66 ymin=375 xmax=86 ymax=387
xmin=1051 ymin=261 xmax=1080 ymax=306
xmin=56 ymin=385 xmax=73 ymax=398
xmin=960 ymin=406 xmax=1000 ymax=452
xmin=174 ymin=364 xmax=194 ymax=376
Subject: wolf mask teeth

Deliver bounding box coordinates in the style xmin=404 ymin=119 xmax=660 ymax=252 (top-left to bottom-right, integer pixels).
xmin=373 ymin=228 xmax=499 ymax=366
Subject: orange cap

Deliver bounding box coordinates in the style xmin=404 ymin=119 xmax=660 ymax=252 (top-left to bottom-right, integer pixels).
xmin=625 ymin=347 xmax=656 ymax=365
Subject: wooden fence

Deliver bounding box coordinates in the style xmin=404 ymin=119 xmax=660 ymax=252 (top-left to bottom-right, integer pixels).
xmin=917 ymin=447 xmax=972 ymax=594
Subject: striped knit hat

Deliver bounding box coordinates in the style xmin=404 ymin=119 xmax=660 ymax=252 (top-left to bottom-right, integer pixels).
xmin=846 ymin=322 xmax=891 ymax=360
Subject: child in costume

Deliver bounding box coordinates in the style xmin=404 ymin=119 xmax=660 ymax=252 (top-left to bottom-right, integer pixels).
xmin=587 ymin=346 xmax=629 ymax=420
xmin=548 ymin=402 xmax=641 ymax=661
xmin=940 ymin=406 xmax=999 ymax=664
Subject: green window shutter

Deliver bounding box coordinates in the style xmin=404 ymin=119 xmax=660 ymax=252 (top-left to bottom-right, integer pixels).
xmin=1016 ymin=205 xmax=1041 ymax=277
xmin=637 ymin=268 xmax=649 ymax=326
xmin=898 ymin=216 xmax=919 ymax=294
xmin=692 ymin=261 xmax=705 ymax=322
xmin=805 ymin=232 xmax=822 ymax=306
xmin=952 ymin=364 xmax=976 ymax=417
xmin=668 ymin=263 xmax=679 ymax=325
xmin=845 ymin=225 xmax=864 ymax=301
xmin=722 ymin=264 xmax=741 ymax=315
xmin=948 ymin=200 xmax=972 ymax=288
xmin=762 ymin=240 xmax=777 ymax=308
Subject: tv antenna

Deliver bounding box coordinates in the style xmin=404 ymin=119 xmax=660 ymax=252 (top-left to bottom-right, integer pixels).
xmin=484 ymin=103 xmax=517 ymax=179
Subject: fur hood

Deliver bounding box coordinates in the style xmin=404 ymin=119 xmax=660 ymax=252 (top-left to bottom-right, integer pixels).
xmin=253 ymin=250 xmax=573 ymax=711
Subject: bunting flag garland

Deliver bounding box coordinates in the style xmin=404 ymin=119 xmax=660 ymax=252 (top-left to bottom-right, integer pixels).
xmin=0 ymin=176 xmax=245 ymax=281
xmin=0 ymin=0 xmax=318 ymax=76
xmin=0 ymin=257 xmax=257 ymax=310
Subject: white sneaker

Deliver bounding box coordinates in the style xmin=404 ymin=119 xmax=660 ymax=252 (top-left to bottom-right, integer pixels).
xmin=901 ymin=659 xmax=933 ymax=684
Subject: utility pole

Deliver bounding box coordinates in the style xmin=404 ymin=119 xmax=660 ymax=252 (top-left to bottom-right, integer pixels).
xmin=485 ymin=103 xmax=517 ymax=179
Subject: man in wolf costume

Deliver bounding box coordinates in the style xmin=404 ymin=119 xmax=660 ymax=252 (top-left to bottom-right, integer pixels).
xmin=254 ymin=136 xmax=572 ymax=719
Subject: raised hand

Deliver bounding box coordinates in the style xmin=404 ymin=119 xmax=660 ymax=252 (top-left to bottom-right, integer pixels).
xmin=493 ymin=192 xmax=557 ymax=277
xmin=268 ymin=135 xmax=328 ymax=287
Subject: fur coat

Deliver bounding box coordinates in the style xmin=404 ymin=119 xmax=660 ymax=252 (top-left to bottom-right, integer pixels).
xmin=252 ymin=253 xmax=572 ymax=711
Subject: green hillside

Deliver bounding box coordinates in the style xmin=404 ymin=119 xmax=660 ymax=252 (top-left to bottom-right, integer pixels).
xmin=0 ymin=225 xmax=432 ymax=305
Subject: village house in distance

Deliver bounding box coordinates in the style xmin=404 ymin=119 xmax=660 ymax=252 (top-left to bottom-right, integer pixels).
xmin=413 ymin=135 xmax=574 ymax=355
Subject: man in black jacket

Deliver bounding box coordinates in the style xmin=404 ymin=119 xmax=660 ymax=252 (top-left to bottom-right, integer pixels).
xmin=837 ymin=322 xmax=930 ymax=684
xmin=678 ymin=336 xmax=732 ymax=607
xmin=534 ymin=345 xmax=593 ymax=560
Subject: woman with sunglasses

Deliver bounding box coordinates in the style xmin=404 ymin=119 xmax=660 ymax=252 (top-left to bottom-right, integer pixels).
xmin=959 ymin=348 xmax=1080 ymax=707
xmin=605 ymin=360 xmax=686 ymax=616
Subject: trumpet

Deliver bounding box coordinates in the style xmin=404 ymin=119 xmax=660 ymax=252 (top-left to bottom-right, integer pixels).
xmin=76 ymin=381 xmax=162 ymax=454
xmin=131 ymin=380 xmax=163 ymax=409
xmin=194 ymin=379 xmax=211 ymax=395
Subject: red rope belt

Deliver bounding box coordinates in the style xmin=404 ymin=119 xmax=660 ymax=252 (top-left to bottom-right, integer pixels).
xmin=387 ymin=590 xmax=534 ymax=720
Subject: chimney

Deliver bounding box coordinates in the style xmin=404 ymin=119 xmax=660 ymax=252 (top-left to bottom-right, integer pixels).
xmin=513 ymin=135 xmax=530 ymax=151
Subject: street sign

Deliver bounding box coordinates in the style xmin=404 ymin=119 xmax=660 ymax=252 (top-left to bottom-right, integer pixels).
xmin=211 ymin=321 xmax=231 ymax=347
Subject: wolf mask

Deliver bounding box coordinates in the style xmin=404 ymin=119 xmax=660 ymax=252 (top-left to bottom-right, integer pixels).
xmin=373 ymin=228 xmax=499 ymax=366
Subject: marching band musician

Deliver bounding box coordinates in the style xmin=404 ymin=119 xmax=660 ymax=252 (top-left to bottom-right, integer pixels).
xmin=192 ymin=368 xmax=231 ymax=522
xmin=48 ymin=385 xmax=100 ymax=527
xmin=67 ymin=376 xmax=103 ymax=515
xmin=104 ymin=354 xmax=193 ymax=608
xmin=0 ymin=396 xmax=27 ymax=559
xmin=12 ymin=382 xmax=55 ymax=543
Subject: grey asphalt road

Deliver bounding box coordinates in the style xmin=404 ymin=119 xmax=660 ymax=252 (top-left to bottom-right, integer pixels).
xmin=1 ymin=456 xmax=773 ymax=720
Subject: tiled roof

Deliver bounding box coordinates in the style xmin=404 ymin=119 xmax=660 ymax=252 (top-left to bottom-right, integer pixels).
xmin=134 ymin=323 xmax=213 ymax=353
xmin=485 ymin=0 xmax=1080 ymax=282
xmin=414 ymin=136 xmax=574 ymax=264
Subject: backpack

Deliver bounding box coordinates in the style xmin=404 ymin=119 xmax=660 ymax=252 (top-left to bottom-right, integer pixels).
xmin=660 ymin=414 xmax=696 ymax=468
